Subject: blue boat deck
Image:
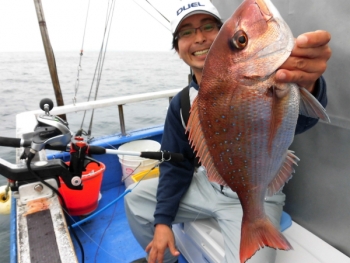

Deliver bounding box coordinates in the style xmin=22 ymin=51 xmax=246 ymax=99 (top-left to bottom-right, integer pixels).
xmin=70 ymin=185 xmax=146 ymax=263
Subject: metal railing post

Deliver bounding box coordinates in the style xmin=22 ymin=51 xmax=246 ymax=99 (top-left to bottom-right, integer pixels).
xmin=118 ymin=105 xmax=126 ymax=136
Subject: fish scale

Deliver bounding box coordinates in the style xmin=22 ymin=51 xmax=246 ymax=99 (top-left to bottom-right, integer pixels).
xmin=186 ymin=0 xmax=330 ymax=262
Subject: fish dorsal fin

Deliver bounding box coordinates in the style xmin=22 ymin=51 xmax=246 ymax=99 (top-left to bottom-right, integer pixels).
xmin=299 ymin=86 xmax=330 ymax=122
xmin=186 ymin=97 xmax=227 ymax=186
xmin=267 ymin=150 xmax=300 ymax=196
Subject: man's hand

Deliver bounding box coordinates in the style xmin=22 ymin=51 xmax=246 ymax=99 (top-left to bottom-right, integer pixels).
xmin=145 ymin=224 xmax=180 ymax=263
xmin=276 ymin=30 xmax=332 ymax=93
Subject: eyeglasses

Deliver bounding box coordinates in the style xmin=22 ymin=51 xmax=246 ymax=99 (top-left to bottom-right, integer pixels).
xmin=176 ymin=22 xmax=219 ymax=40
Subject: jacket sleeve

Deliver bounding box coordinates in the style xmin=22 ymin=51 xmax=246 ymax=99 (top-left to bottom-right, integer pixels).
xmin=295 ymin=76 xmax=328 ymax=135
xmin=153 ymin=93 xmax=196 ymax=226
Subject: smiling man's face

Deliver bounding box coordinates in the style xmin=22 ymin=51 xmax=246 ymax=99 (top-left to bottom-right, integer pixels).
xmin=176 ymin=14 xmax=220 ymax=83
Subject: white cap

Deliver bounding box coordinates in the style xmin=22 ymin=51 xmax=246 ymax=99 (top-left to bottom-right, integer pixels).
xmin=170 ymin=0 xmax=222 ymax=34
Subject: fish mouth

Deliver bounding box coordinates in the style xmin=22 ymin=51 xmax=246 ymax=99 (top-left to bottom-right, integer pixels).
xmin=193 ymin=49 xmax=210 ymax=56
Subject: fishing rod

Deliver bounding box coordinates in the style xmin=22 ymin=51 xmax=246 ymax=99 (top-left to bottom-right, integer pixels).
xmin=0 ymin=136 xmax=183 ymax=162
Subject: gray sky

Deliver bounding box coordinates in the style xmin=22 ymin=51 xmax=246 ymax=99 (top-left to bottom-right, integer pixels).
xmin=0 ymin=0 xmax=174 ymax=52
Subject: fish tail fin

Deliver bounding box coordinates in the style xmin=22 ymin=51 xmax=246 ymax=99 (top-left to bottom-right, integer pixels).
xmin=240 ymin=217 xmax=292 ymax=263
xmin=299 ymin=86 xmax=330 ymax=122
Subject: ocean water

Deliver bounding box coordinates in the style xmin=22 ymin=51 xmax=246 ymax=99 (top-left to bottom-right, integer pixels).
xmin=0 ymin=50 xmax=189 ymax=262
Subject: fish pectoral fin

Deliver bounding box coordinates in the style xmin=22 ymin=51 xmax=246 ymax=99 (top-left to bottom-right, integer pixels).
xmin=299 ymin=86 xmax=330 ymax=122
xmin=267 ymin=150 xmax=300 ymax=196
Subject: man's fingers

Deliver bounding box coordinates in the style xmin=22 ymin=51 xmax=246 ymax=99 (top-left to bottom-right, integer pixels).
xmin=145 ymin=241 xmax=152 ymax=253
xmin=276 ymin=69 xmax=319 ymax=83
xmin=295 ymin=30 xmax=331 ymax=48
xmin=290 ymin=42 xmax=332 ymax=59
xmin=276 ymin=69 xmax=320 ymax=91
xmin=279 ymin=57 xmax=327 ymax=74
xmin=156 ymin=252 xmax=165 ymax=263
xmin=147 ymin=246 xmax=165 ymax=263
xmin=168 ymin=240 xmax=180 ymax=257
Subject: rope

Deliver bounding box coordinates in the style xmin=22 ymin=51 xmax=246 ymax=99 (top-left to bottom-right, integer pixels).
xmin=80 ymin=0 xmax=117 ymax=137
xmin=145 ymin=0 xmax=169 ymax=22
xmin=73 ymin=0 xmax=92 ymax=105
xmin=133 ymin=0 xmax=171 ymax=32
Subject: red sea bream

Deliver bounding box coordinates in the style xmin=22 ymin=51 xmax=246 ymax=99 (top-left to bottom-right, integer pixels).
xmin=186 ymin=0 xmax=330 ymax=262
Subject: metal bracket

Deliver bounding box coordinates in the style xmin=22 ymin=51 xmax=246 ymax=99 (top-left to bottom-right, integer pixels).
xmin=18 ymin=178 xmax=58 ymax=204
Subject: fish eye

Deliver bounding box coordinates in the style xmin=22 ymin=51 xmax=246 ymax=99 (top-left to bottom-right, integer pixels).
xmin=232 ymin=30 xmax=248 ymax=49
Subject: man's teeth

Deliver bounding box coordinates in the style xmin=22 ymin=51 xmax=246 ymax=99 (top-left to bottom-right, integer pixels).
xmin=194 ymin=49 xmax=209 ymax=56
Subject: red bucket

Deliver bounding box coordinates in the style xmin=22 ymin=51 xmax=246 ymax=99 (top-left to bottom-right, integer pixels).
xmin=59 ymin=161 xmax=105 ymax=216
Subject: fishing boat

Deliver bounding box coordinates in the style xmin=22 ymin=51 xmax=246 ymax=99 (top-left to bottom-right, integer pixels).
xmin=1 ymin=0 xmax=350 ymax=262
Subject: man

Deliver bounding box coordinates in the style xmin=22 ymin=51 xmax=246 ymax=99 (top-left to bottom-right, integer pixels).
xmin=125 ymin=1 xmax=331 ymax=263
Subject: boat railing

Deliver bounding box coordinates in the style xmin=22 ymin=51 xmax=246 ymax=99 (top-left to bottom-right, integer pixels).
xmin=15 ymin=89 xmax=180 ymax=162
xmin=16 ymin=88 xmax=180 ymax=135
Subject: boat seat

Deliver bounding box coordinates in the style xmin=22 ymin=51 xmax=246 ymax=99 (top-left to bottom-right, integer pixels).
xmin=175 ymin=211 xmax=292 ymax=263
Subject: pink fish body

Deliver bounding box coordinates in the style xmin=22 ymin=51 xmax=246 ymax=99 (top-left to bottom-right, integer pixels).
xmin=187 ymin=0 xmax=330 ymax=262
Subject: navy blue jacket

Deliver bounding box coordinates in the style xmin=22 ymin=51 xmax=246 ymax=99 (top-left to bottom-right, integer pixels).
xmin=154 ymin=77 xmax=328 ymax=226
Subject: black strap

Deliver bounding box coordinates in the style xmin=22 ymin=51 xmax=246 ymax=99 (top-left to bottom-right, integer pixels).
xmin=220 ymin=185 xmax=224 ymax=194
xmin=180 ymin=85 xmax=201 ymax=167
xmin=180 ymin=85 xmax=190 ymax=126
